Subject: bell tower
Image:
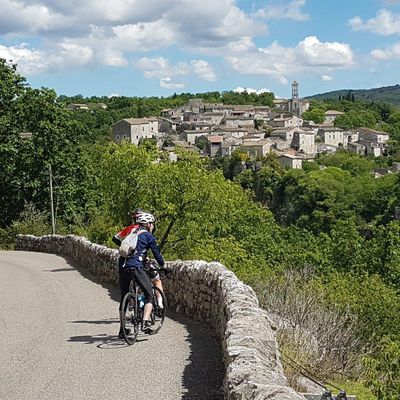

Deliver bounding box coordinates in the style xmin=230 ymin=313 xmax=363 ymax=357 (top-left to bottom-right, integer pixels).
xmin=291 ymin=80 xmax=300 ymax=116
xmin=292 ymin=80 xmax=299 ymax=99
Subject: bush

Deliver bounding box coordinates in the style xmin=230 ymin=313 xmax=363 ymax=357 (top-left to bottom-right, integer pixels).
xmin=0 ymin=203 xmax=51 ymax=249
xmin=11 ymin=203 xmax=51 ymax=237
xmin=255 ymin=267 xmax=365 ymax=378
xmin=363 ymin=338 xmax=400 ymax=399
xmin=0 ymin=226 xmax=15 ymax=249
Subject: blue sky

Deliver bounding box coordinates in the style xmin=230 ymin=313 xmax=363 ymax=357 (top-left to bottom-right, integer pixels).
xmin=1 ymin=0 xmax=400 ymax=98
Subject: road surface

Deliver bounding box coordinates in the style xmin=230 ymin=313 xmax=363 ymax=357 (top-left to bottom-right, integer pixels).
xmin=0 ymin=251 xmax=223 ymax=400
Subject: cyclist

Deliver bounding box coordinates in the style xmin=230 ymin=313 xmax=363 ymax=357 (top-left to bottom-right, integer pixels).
xmin=112 ymin=208 xmax=143 ymax=248
xmin=116 ymin=212 xmax=165 ymax=336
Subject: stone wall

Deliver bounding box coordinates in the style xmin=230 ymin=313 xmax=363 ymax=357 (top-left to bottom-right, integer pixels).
xmin=15 ymin=234 xmax=304 ymax=400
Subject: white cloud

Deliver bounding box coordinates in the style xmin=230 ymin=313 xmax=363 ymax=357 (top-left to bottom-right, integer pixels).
xmin=0 ymin=0 xmax=269 ymax=77
xmin=321 ymin=74 xmax=333 ymax=81
xmin=349 ymin=9 xmax=400 ymax=36
xmin=0 ymin=44 xmax=46 ymax=75
xmin=278 ymin=76 xmax=289 ymax=85
xmin=226 ymin=36 xmax=354 ymax=83
xmin=371 ymin=43 xmax=400 ymax=59
xmin=234 ymin=86 xmax=271 ymax=94
xmin=134 ymin=57 xmax=189 ymax=79
xmin=254 ymin=0 xmax=309 ymax=21
xmin=160 ymin=77 xmax=185 ymax=89
xmin=0 ymin=0 xmax=355 ymax=88
xmin=191 ymin=60 xmax=216 ymax=81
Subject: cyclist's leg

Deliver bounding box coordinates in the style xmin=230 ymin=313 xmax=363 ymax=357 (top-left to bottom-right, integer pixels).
xmin=152 ymin=278 xmax=164 ymax=307
xmin=118 ymin=265 xmax=132 ymax=337
xmin=132 ymin=267 xmax=153 ymax=320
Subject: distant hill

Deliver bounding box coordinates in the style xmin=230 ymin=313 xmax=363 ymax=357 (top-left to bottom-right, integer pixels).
xmin=306 ymin=84 xmax=400 ymax=106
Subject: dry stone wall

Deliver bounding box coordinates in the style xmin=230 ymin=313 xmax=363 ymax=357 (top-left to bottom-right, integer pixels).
xmin=15 ymin=234 xmax=304 ymax=400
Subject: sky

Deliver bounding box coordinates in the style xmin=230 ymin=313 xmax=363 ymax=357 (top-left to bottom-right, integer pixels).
xmin=1 ymin=0 xmax=400 ymax=98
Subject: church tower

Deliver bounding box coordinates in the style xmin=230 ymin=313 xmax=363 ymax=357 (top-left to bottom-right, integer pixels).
xmin=292 ymin=80 xmax=299 ymax=99
xmin=290 ymin=80 xmax=301 ymax=116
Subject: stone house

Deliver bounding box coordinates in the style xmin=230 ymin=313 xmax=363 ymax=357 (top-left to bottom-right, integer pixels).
xmin=317 ymin=143 xmax=338 ymax=154
xmin=188 ymin=98 xmax=203 ymax=114
xmin=181 ymin=130 xmax=209 ymax=145
xmin=212 ymin=127 xmax=248 ymax=138
xmin=67 ymin=103 xmax=90 ymax=111
xmin=344 ymin=130 xmax=359 ymax=146
xmin=318 ymin=127 xmax=345 ymax=147
xmin=269 ymin=115 xmax=303 ymax=128
xmin=240 ymin=140 xmax=274 ymax=158
xmin=347 ymin=142 xmax=366 ymax=155
xmin=203 ymin=103 xmax=235 ymax=114
xmin=205 ymin=135 xmax=224 ymax=157
xmin=292 ymin=130 xmax=316 ymax=157
xmin=357 ymin=128 xmax=389 ymax=157
xmin=183 ymin=111 xmax=201 ymax=123
xmin=222 ymin=116 xmax=254 ymax=128
xmin=202 ymin=112 xmax=225 ymax=125
xmin=273 ymin=99 xmax=290 ymax=111
xmin=113 ymin=117 xmax=158 ymax=145
xmin=270 ymin=127 xmax=297 ymax=141
xmin=192 ymin=121 xmax=214 ymax=131
xmin=160 ymin=108 xmax=174 ymax=118
xmin=278 ymin=153 xmax=303 ymax=169
xmin=159 ymin=117 xmax=178 ymax=133
xmin=324 ymin=110 xmax=345 ymax=124
xmin=231 ymin=105 xmax=255 ymax=118
xmin=221 ymin=137 xmax=243 ymax=157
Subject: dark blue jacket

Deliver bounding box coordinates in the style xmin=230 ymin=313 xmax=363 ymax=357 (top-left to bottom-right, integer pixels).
xmin=122 ymin=229 xmax=164 ymax=269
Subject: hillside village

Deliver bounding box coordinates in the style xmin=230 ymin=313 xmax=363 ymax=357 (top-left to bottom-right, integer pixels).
xmin=104 ymin=82 xmax=390 ymax=169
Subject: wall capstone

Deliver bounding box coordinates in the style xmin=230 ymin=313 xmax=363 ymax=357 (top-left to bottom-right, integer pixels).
xmin=15 ymin=234 xmax=304 ymax=400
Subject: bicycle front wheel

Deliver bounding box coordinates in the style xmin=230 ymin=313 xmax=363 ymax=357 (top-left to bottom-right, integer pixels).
xmin=121 ymin=292 xmax=140 ymax=345
xmin=149 ymin=286 xmax=167 ymax=335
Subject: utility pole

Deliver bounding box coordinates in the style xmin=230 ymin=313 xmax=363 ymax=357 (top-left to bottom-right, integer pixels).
xmin=48 ymin=164 xmax=56 ymax=234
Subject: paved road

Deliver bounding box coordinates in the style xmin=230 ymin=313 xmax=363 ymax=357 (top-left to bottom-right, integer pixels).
xmin=0 ymin=251 xmax=223 ymax=400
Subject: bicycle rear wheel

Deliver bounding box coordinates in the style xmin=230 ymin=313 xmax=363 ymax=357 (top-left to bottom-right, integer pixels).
xmin=121 ymin=292 xmax=140 ymax=345
xmin=149 ymin=287 xmax=167 ymax=335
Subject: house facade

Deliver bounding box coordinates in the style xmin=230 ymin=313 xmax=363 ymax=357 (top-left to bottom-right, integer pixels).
xmin=113 ymin=118 xmax=159 ymax=145
xmin=278 ymin=153 xmax=303 ymax=169
xmin=318 ymin=127 xmax=345 ymax=147
xmin=358 ymin=128 xmax=389 ymax=157
xmin=324 ymin=110 xmax=345 ymax=124
xmin=240 ymin=140 xmax=273 ymax=158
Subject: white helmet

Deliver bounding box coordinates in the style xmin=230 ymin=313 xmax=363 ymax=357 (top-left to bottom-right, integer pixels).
xmin=136 ymin=212 xmax=155 ymax=225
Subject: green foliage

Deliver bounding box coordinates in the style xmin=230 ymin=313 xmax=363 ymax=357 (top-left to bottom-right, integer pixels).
xmin=335 ymin=110 xmax=377 ymax=130
xmin=302 ymin=108 xmax=325 ymax=124
xmin=317 ymin=151 xmax=375 ymax=176
xmin=11 ymin=203 xmax=51 ymax=236
xmin=308 ymin=84 xmax=400 ymax=106
xmin=366 ymin=221 xmax=400 ymax=286
xmin=97 ymin=143 xmax=155 ymax=225
xmin=328 ymin=381 xmax=376 ymax=400
xmin=363 ymin=338 xmax=400 ymax=399
xmin=0 ymin=60 xmax=99 ymax=227
xmin=316 ymin=272 xmax=400 ymax=341
xmin=4 ymin=59 xmax=400 ymax=392
xmin=0 ymin=203 xmax=51 ymax=249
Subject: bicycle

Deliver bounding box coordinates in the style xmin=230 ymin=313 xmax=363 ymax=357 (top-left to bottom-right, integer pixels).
xmin=120 ymin=263 xmax=168 ymax=345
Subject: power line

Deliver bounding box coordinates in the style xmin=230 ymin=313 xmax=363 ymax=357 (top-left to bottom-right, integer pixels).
xmin=280 ymin=351 xmax=346 ymax=398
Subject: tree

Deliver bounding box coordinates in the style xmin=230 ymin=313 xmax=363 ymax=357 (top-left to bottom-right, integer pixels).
xmin=302 ymin=108 xmax=325 ymax=124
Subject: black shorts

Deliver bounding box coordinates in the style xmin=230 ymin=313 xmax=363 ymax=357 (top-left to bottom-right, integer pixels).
xmin=118 ymin=263 xmax=153 ymax=310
